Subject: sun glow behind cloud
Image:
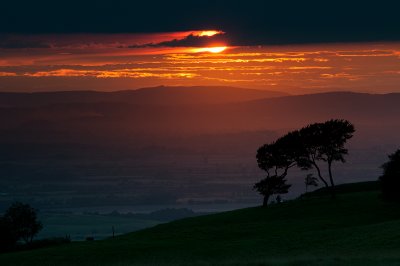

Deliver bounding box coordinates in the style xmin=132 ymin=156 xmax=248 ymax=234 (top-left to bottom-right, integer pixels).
xmin=191 ymin=46 xmax=228 ymax=53
xmin=195 ymin=30 xmax=224 ymax=37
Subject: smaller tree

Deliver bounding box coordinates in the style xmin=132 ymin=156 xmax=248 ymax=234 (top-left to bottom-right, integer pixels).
xmin=380 ymin=149 xmax=400 ymax=201
xmin=255 ymin=132 xmax=299 ymax=206
xmin=305 ymin=173 xmax=319 ymax=193
xmin=4 ymin=202 xmax=43 ymax=244
xmin=254 ymin=175 xmax=291 ymax=206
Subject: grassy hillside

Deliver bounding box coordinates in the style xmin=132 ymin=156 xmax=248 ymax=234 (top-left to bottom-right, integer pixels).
xmin=2 ymin=182 xmax=400 ymax=265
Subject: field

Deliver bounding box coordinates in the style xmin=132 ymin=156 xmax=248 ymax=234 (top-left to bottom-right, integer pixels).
xmin=1 ymin=182 xmax=400 ymax=265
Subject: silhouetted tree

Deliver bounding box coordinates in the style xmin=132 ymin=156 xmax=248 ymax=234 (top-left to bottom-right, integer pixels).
xmin=380 ymin=149 xmax=400 ymax=201
xmin=255 ymin=119 xmax=354 ymax=202
xmin=255 ymin=132 xmax=299 ymax=206
xmin=254 ymin=175 xmax=291 ymax=206
xmin=305 ymin=173 xmax=318 ymax=193
xmin=3 ymin=202 xmax=43 ymax=244
xmin=297 ymin=119 xmax=355 ymax=197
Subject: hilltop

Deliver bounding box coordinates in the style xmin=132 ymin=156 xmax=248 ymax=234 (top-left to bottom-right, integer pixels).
xmin=1 ymin=181 xmax=400 ymax=265
xmin=0 ymin=86 xmax=288 ymax=107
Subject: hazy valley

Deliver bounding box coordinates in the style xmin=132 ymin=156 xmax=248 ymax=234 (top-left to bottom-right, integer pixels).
xmin=0 ymin=86 xmax=398 ymax=214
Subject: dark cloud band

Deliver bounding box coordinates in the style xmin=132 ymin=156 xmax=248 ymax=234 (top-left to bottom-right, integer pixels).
xmin=126 ymin=33 xmax=228 ymax=48
xmin=1 ymin=1 xmax=399 ymax=45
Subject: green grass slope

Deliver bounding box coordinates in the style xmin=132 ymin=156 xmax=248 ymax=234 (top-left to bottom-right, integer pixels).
xmin=2 ymin=182 xmax=400 ymax=266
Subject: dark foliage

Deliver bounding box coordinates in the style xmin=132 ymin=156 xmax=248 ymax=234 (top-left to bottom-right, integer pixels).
xmin=296 ymin=119 xmax=355 ymax=197
xmin=255 ymin=132 xmax=299 ymax=206
xmin=256 ymin=119 xmax=355 ymax=204
xmin=254 ymin=176 xmax=291 ymax=206
xmin=3 ymin=202 xmax=43 ymax=244
xmin=380 ymin=149 xmax=400 ymax=201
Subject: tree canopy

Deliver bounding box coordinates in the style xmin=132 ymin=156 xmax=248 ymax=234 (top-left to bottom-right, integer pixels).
xmin=3 ymin=202 xmax=43 ymax=244
xmin=297 ymin=119 xmax=355 ymax=197
xmin=255 ymin=119 xmax=355 ymax=205
xmin=255 ymin=131 xmax=303 ymax=206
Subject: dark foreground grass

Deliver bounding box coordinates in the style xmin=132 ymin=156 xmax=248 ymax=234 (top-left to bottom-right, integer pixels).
xmin=1 ymin=182 xmax=400 ymax=265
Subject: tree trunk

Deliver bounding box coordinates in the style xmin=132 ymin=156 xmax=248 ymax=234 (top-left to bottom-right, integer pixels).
xmin=328 ymin=161 xmax=336 ymax=198
xmin=313 ymin=162 xmax=329 ymax=188
xmin=263 ymin=194 xmax=270 ymax=207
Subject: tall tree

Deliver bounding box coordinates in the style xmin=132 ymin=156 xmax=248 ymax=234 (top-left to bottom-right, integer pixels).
xmin=297 ymin=119 xmax=355 ymax=197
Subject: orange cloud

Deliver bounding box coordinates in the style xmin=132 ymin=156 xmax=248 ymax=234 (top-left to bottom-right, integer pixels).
xmin=23 ymin=69 xmax=198 ymax=79
xmin=0 ymin=72 xmax=17 ymax=76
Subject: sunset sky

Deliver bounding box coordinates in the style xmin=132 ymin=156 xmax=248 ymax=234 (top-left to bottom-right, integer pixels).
xmin=1 ymin=1 xmax=399 ymax=94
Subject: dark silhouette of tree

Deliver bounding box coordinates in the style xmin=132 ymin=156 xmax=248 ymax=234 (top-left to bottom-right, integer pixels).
xmin=380 ymin=149 xmax=400 ymax=201
xmin=3 ymin=202 xmax=43 ymax=244
xmin=255 ymin=132 xmax=299 ymax=206
xmin=297 ymin=119 xmax=355 ymax=197
xmin=305 ymin=173 xmax=318 ymax=193
xmin=254 ymin=175 xmax=291 ymax=206
xmin=255 ymin=119 xmax=354 ymax=202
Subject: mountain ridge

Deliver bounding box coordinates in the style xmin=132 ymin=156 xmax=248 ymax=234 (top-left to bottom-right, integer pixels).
xmin=0 ymin=86 xmax=289 ymax=107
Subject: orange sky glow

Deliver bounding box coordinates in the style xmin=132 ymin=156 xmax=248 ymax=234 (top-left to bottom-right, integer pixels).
xmin=0 ymin=31 xmax=399 ymax=94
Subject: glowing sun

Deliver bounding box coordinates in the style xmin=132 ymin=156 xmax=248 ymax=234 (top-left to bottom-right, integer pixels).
xmin=192 ymin=46 xmax=227 ymax=53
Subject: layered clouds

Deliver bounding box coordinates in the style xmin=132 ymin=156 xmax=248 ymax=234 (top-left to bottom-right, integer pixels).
xmin=0 ymin=32 xmax=399 ymax=93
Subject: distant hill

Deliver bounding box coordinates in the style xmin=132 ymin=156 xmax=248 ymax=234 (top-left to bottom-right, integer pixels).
xmin=234 ymin=91 xmax=400 ymax=130
xmin=2 ymin=182 xmax=400 ymax=265
xmin=2 ymin=90 xmax=399 ymax=135
xmin=0 ymin=86 xmax=288 ymax=107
